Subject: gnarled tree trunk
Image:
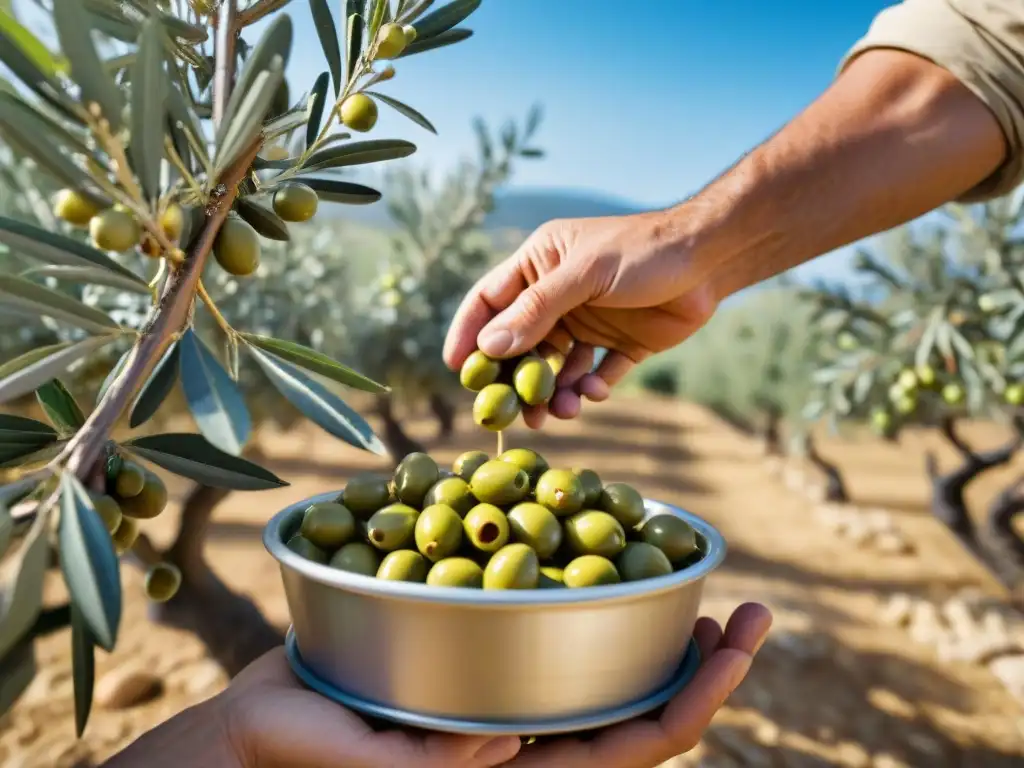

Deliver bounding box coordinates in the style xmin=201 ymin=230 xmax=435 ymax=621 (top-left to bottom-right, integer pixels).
xmin=984 ymin=477 xmax=1024 ymax=592
xmin=805 ymin=434 xmax=850 ymax=503
xmin=429 ymin=391 xmax=456 ymax=443
xmin=376 ymin=394 xmax=424 ymax=467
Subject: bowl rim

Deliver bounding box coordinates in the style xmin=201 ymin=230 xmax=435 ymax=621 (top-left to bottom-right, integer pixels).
xmin=263 ymin=490 xmax=726 ymax=607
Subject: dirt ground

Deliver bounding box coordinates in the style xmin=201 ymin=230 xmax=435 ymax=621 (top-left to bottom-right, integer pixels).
xmin=2 ymin=395 xmax=1024 ymax=767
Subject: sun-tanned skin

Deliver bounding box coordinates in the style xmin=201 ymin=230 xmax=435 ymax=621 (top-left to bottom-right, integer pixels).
xmin=442 ymin=50 xmax=1007 ymax=429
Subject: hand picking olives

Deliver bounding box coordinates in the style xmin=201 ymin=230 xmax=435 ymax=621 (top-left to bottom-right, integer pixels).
xmin=285 ymin=450 xmax=705 ymax=590
xmin=460 ymin=349 xmax=558 ymax=431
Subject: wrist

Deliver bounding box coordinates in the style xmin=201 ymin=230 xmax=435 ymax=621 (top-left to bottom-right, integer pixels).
xmin=102 ymin=697 xmax=240 ymax=768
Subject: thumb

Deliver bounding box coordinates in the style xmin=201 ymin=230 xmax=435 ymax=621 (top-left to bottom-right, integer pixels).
xmin=477 ymin=264 xmax=591 ymax=358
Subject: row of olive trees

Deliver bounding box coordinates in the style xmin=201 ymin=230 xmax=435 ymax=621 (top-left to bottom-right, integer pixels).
xmin=800 ymin=187 xmax=1024 ymax=592
xmin=0 ymin=0 xmax=491 ymax=733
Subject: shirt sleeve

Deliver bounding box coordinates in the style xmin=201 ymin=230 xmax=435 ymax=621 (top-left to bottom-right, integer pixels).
xmin=839 ymin=0 xmax=1024 ymax=202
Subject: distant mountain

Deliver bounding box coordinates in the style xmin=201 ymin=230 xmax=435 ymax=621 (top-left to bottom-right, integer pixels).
xmin=324 ymin=186 xmax=647 ymax=233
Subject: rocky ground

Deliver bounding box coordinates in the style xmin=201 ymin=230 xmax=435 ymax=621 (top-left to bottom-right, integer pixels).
xmin=1 ymin=396 xmax=1024 ymax=767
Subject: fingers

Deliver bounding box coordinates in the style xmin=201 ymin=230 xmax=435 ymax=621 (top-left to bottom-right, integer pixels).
xmin=422 ymin=733 xmax=522 ymax=768
xmin=719 ymin=602 xmax=773 ymax=655
xmin=692 ymin=616 xmax=724 ymax=660
xmin=443 ymin=257 xmax=526 ymax=370
xmin=592 ymin=349 xmax=638 ymax=389
xmin=477 ymin=264 xmax=593 ymax=359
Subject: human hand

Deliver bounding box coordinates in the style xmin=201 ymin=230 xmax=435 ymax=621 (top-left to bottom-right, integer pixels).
xmin=105 ymin=602 xmax=769 ymax=768
xmin=504 ymin=601 xmax=772 ymax=767
xmin=443 ymin=212 xmax=719 ymax=427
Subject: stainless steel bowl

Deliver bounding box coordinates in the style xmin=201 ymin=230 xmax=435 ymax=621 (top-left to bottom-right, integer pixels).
xmin=264 ymin=492 xmax=726 ymax=727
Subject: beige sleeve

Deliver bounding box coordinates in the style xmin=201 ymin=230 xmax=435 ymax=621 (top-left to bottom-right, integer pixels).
xmin=839 ymin=0 xmax=1024 ymax=202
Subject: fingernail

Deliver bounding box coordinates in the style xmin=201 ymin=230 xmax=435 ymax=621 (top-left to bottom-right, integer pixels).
xmin=475 ymin=736 xmax=522 ymax=764
xmin=479 ymin=327 xmax=515 ymax=357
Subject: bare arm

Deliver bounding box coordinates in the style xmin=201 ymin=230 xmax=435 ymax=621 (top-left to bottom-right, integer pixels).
xmin=677 ymin=49 xmax=1008 ymax=302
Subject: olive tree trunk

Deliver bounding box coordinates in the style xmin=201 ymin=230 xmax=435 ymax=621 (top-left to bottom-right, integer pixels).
xmin=805 ymin=434 xmax=850 ymax=503
xmin=376 ymin=394 xmax=425 ymax=467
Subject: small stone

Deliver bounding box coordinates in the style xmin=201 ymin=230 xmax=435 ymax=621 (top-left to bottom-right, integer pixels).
xmin=862 ymin=507 xmax=893 ymax=531
xmin=753 ymin=720 xmax=781 ymax=746
xmin=941 ymin=597 xmax=978 ymax=638
xmin=842 ymin=519 xmax=875 ymax=547
xmin=836 ymin=741 xmax=871 ymax=768
xmin=94 ymin=664 xmax=164 ymax=710
xmin=880 ymin=593 xmax=916 ymax=628
xmin=873 ymin=753 xmax=911 ymax=768
xmin=874 ymin=531 xmax=913 ymax=556
xmin=989 ymin=654 xmax=1024 ymax=705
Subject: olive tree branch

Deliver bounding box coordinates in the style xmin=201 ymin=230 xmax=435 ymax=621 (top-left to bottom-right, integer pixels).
xmin=212 ymin=0 xmax=239 ymax=129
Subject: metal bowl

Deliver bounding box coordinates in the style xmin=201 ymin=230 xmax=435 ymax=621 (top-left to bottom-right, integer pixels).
xmin=264 ymin=491 xmax=726 ymax=730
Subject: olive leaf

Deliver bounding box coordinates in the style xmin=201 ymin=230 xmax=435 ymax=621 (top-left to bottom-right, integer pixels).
xmin=400 ymin=27 xmax=472 ymax=57
xmin=0 ymin=440 xmax=61 ymax=469
xmin=248 ymin=348 xmax=387 ymax=455
xmin=123 ymin=433 xmax=287 ymax=490
xmin=167 ymin=81 xmax=208 ymax=168
xmin=367 ymin=0 xmax=388 ymax=43
xmin=0 ymin=7 xmax=66 ymax=76
xmin=0 ymin=274 xmax=121 ymax=334
xmin=159 ymin=12 xmax=208 ymax=43
xmin=296 ymin=177 xmax=381 ymax=205
xmin=0 ymin=12 xmax=77 ymax=119
xmin=345 ymin=7 xmax=363 ymax=83
xmin=70 ymin=604 xmax=96 ymax=737
xmin=129 ymin=17 xmax=168 ymax=202
xmin=239 ymin=333 xmax=388 ymax=393
xmin=0 ymin=336 xmax=119 ymax=405
xmin=298 ymin=139 xmax=416 ymax=174
xmin=236 ymin=197 xmax=290 ymax=242
xmin=178 ymin=329 xmax=251 ymax=456
xmin=129 ymin=341 xmax=180 ymax=428
xmin=19 ymin=265 xmax=151 ymax=295
xmin=214 ymin=56 xmax=285 ymax=175
xmin=35 ymin=379 xmax=85 ymax=435
xmin=364 ymin=91 xmax=436 ymax=134
xmin=0 ymin=505 xmax=50 ymax=660
xmin=413 ymin=0 xmax=480 ymax=39
xmin=0 ymin=636 xmax=36 ymax=718
xmin=53 ymin=0 xmax=124 ymax=130
xmin=306 ymin=71 xmax=331 ymax=150
xmin=58 ymin=473 xmax=121 ymax=653
xmin=216 ymin=13 xmax=292 ymax=143
xmin=95 ymin=348 xmax=130 ymax=405
xmin=308 ymin=0 xmax=342 ymax=96
xmin=0 ymin=215 xmax=148 ymax=287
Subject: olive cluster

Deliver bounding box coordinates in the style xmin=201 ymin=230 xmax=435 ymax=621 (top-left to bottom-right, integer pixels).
xmin=460 ymin=350 xmax=560 ymax=432
xmin=285 ymin=448 xmax=701 ymax=590
xmin=53 ymin=183 xmax=321 ymax=280
xmin=336 ymin=23 xmax=418 ymax=134
xmin=93 ymin=456 xmax=181 ymax=603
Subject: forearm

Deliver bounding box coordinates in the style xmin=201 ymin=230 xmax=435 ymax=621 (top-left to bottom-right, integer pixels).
xmin=678 ymin=49 xmax=1008 ymax=300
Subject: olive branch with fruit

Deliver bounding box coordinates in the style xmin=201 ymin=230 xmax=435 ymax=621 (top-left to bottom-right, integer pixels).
xmin=0 ymin=0 xmax=484 ymax=734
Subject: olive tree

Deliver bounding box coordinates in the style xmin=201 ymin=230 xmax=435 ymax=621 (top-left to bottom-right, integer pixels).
xmin=800 ymin=188 xmax=1024 ymax=588
xmin=0 ymin=0 xmax=486 ymax=734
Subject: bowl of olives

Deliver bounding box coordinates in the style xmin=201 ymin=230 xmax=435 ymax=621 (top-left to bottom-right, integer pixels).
xmin=264 ymin=448 xmax=726 ymax=736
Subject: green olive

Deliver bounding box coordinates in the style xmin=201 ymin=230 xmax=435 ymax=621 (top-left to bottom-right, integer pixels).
xmin=534 ymin=469 xmax=586 ymax=517
xmin=616 ymin=542 xmax=673 ymax=581
xmin=119 ymin=471 xmax=168 ymax=520
xmin=329 ymin=542 xmax=381 ymax=576
xmin=942 ymin=382 xmax=965 ymax=405
xmin=426 ymin=557 xmax=484 ymax=588
xmin=573 ymin=468 xmax=603 ymax=508
xmin=113 ymin=461 xmax=146 ymax=499
xmin=423 ymin=476 xmax=476 ymax=517
xmin=538 ymin=566 xmax=565 ymax=588
xmin=916 ymin=365 xmax=937 ymax=388
xmin=376 ymin=549 xmax=428 ymax=582
xmin=460 ymin=350 xmax=501 ymax=391
xmin=160 ymin=203 xmax=185 ymax=241
xmin=402 ymin=24 xmax=417 ymax=44
xmin=340 ymin=93 xmax=378 ymax=132
xmin=564 ymin=511 xmax=627 ymax=559
xmin=463 ymin=503 xmax=510 ymax=553
xmin=640 ymin=514 xmax=698 ymax=564
xmin=91 ymin=494 xmax=123 ymax=535
xmin=366 ymin=503 xmax=419 ymax=551
xmin=415 ymin=503 xmax=464 ymax=562
xmin=375 ymin=22 xmax=407 ymax=59
xmin=473 ymin=383 xmax=521 ymax=431
xmin=507 ymin=502 xmax=562 ymax=560
xmin=563 ymin=555 xmax=621 ymax=588
xmin=453 ymin=450 xmax=489 ymax=482
xmin=513 ymin=357 xmax=556 ymax=406
xmin=483 ymin=543 xmax=540 ymax=590
xmin=144 ymin=563 xmax=182 ymax=602
xmin=272 ymin=182 xmax=319 ymax=223
xmin=499 ymin=448 xmax=549 ymax=487
xmin=393 ymin=452 xmax=440 ymax=507
xmin=53 ymin=188 xmax=100 ymax=226
xmin=286 ymin=534 xmax=328 ymax=564
xmin=469 ymin=460 xmax=530 ymax=507
xmin=1006 ymin=383 xmax=1024 ymax=406
xmin=112 ymin=517 xmax=139 ymax=554
xmin=90 ymin=208 xmax=140 ymax=251
xmin=214 ymin=215 xmax=261 ymax=276
xmin=599 ymin=482 xmax=646 ymax=528
xmin=340 ymin=473 xmax=392 ymax=520
xmin=300 ymin=501 xmax=356 ymax=551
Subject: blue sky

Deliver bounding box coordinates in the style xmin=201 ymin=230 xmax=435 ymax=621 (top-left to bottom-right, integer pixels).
xmin=268 ymin=0 xmax=900 ymax=283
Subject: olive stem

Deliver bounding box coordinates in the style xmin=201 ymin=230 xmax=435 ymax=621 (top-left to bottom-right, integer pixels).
xmin=496 ymin=430 xmax=505 ymax=456
xmin=88 ymin=110 xmax=146 ymax=205
xmin=163 ymin=136 xmax=204 ymax=199
xmin=197 ymin=279 xmax=235 ymax=339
